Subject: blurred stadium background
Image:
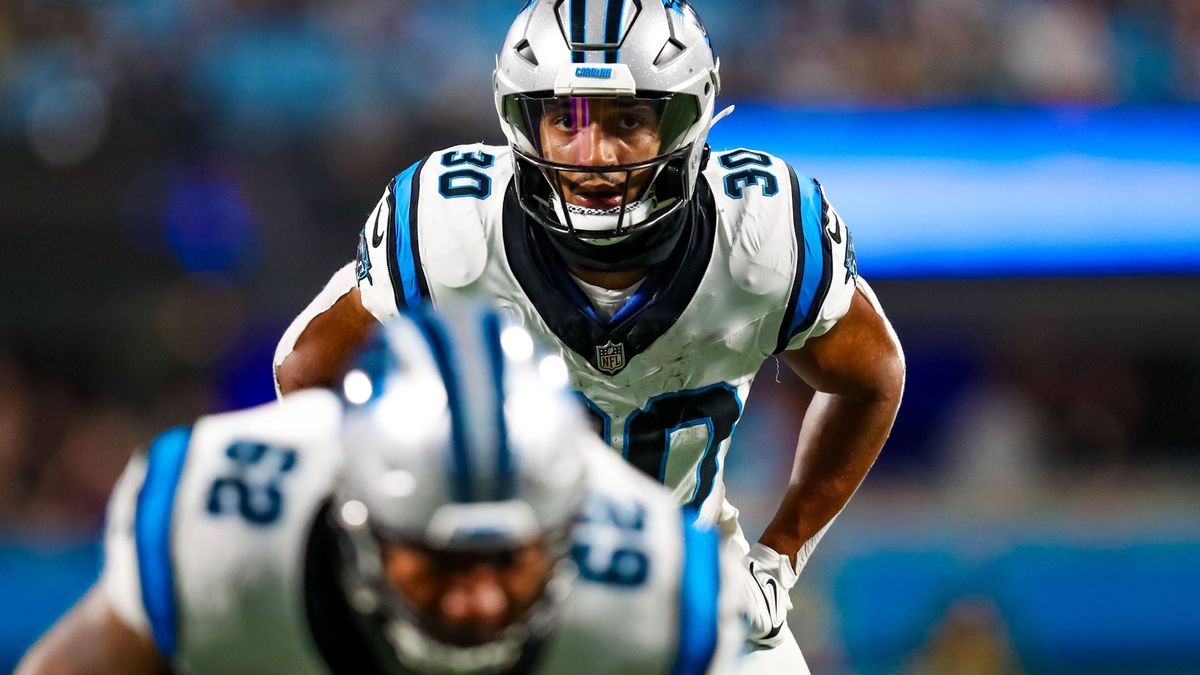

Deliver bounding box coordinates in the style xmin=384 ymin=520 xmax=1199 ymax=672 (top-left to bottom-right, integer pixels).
xmin=1 ymin=0 xmax=1198 ymax=672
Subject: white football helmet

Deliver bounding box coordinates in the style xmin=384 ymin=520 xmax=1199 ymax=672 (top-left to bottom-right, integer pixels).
xmin=494 ymin=0 xmax=724 ymax=271
xmin=333 ymin=300 xmax=589 ymax=673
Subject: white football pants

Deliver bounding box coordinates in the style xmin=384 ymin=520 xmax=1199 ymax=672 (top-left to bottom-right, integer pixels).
xmin=735 ymin=628 xmax=810 ymax=674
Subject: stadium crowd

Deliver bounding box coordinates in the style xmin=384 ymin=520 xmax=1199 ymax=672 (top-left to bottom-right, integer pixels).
xmin=1 ymin=0 xmax=1197 ymax=545
xmin=1 ymin=2 xmax=1198 ymax=671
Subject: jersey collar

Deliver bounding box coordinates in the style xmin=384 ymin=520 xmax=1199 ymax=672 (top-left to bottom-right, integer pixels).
xmin=502 ymin=176 xmax=717 ymax=376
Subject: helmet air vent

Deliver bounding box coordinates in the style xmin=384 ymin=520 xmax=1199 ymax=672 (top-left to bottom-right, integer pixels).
xmin=653 ymin=37 xmax=687 ymax=67
xmin=514 ymin=38 xmax=539 ymax=66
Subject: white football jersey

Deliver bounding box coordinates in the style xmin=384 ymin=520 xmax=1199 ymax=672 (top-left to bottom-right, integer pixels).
xmin=343 ymin=144 xmax=858 ymax=546
xmin=102 ymin=390 xmax=745 ymax=674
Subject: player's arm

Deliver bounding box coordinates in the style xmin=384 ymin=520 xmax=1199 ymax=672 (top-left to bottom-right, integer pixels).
xmin=275 ymin=171 xmax=424 ymax=396
xmin=766 ymin=279 xmax=904 ymax=558
xmin=18 ymin=443 xmax=180 ymax=675
xmin=737 ymin=173 xmax=905 ymax=644
xmin=275 ymin=279 xmax=376 ymax=395
xmin=16 ymin=586 xmax=170 ymax=675
xmin=738 ymin=280 xmax=903 ymax=645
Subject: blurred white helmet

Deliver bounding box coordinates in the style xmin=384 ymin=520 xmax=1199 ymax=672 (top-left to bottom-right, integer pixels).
xmin=333 ymin=300 xmax=588 ymax=673
xmin=494 ymin=0 xmax=724 ymax=271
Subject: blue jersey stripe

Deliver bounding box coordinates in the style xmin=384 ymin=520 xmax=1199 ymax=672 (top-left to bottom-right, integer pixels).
xmin=134 ymin=425 xmax=193 ymax=659
xmin=775 ymin=169 xmax=833 ymax=352
xmin=393 ymin=160 xmax=428 ymax=310
xmin=671 ymin=510 xmax=720 ymax=675
xmin=795 ymin=175 xmax=829 ymax=327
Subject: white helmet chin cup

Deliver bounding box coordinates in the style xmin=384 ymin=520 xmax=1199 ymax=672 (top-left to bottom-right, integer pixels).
xmin=494 ymin=0 xmax=720 ymax=251
xmin=553 ymin=194 xmax=652 ymax=238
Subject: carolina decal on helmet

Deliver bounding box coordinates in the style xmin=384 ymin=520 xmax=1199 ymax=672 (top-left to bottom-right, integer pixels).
xmin=574 ymin=66 xmax=613 ymax=79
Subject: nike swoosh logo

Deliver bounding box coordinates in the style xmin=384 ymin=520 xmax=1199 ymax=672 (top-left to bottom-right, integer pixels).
xmin=371 ymin=205 xmax=386 ymax=248
xmin=749 ymin=563 xmax=786 ymax=637
xmin=825 ymin=206 xmax=843 ymax=245
xmin=762 ymin=577 xmax=785 ymax=637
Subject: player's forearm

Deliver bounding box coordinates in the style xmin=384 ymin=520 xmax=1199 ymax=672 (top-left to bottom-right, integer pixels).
xmin=758 ymin=382 xmax=902 ymax=567
xmin=761 ymin=281 xmax=906 ymax=567
xmin=16 ymin=588 xmax=170 ymax=675
xmin=275 ymin=286 xmax=378 ymax=395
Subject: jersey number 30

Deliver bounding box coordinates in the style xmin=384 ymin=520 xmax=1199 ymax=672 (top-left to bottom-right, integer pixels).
xmin=438 ymin=151 xmax=495 ymax=200
xmin=584 ymin=383 xmax=742 ymax=511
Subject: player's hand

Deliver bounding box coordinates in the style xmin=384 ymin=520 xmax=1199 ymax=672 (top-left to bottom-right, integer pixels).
xmin=738 ymin=543 xmax=798 ymax=646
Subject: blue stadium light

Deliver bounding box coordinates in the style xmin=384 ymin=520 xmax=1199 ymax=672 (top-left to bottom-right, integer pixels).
xmin=710 ymin=105 xmax=1200 ymax=278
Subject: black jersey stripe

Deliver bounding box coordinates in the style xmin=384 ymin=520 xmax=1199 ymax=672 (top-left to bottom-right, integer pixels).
xmin=387 ymin=157 xmax=432 ymax=311
xmin=774 ymin=169 xmax=833 ymax=353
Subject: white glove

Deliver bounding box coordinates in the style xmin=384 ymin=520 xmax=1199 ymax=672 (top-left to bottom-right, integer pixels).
xmin=738 ymin=543 xmax=799 ymax=646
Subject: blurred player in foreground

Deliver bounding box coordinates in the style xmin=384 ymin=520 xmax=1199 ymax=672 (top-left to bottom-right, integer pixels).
xmin=19 ymin=303 xmax=745 ymax=674
xmin=275 ymin=1 xmax=905 ymax=670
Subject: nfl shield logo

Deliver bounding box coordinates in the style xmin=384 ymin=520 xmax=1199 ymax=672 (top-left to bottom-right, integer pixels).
xmin=595 ymin=341 xmax=626 ymax=375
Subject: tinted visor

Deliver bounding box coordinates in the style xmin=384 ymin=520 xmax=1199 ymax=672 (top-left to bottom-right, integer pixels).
xmin=503 ymin=93 xmax=701 ymax=165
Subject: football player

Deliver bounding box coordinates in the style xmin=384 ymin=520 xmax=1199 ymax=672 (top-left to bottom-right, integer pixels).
xmin=19 ymin=303 xmax=745 ymax=674
xmin=274 ymin=2 xmax=905 ymax=670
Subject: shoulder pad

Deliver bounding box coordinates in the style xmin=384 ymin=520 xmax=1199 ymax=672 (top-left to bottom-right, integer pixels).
xmin=705 ymin=149 xmax=858 ymax=352
xmin=551 ymin=447 xmax=743 ymax=674
xmin=195 ymin=389 xmax=344 ymax=445
xmin=417 ymin=144 xmax=511 ymax=291
xmin=356 ymin=145 xmax=511 ymax=317
xmin=103 ymin=391 xmax=344 ymax=661
xmin=704 ymin=148 xmax=795 ymax=297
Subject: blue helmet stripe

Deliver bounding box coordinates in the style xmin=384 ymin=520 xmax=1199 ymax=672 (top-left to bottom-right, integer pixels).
xmin=604 ymin=0 xmax=623 ymax=63
xmin=570 ymin=0 xmax=586 ymax=63
xmin=670 ymin=509 xmax=721 ymax=675
xmin=357 ymin=329 xmax=399 ymax=403
xmin=410 ymin=309 xmax=475 ymax=503
xmin=480 ymin=309 xmax=514 ymax=500
xmin=134 ymin=425 xmax=193 ymax=659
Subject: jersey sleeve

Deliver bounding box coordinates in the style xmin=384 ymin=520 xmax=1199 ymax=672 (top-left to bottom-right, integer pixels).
xmin=99 ymin=426 xmax=194 ymax=660
xmin=776 ymin=173 xmax=859 ymax=353
xmin=101 ymin=451 xmax=150 ymax=635
xmin=355 ymin=158 xmax=434 ymax=321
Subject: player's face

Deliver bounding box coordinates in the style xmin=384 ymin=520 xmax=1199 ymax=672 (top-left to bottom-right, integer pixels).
xmin=538 ymin=97 xmax=663 ymax=210
xmin=382 ymin=541 xmax=553 ymax=646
